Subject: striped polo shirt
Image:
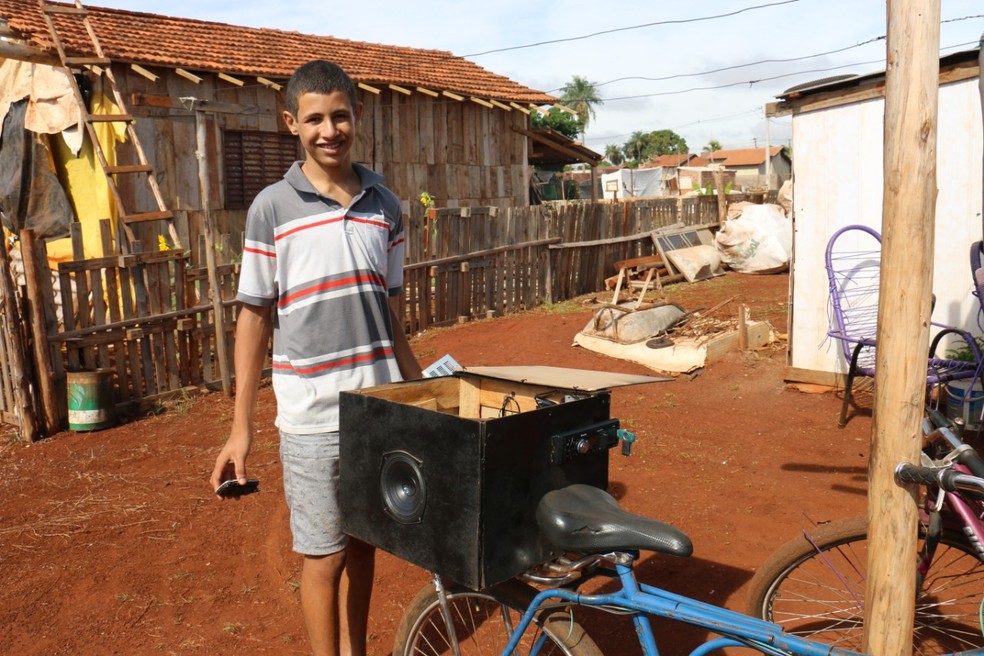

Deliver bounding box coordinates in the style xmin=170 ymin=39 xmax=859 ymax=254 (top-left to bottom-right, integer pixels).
xmin=237 ymin=161 xmax=405 ymax=433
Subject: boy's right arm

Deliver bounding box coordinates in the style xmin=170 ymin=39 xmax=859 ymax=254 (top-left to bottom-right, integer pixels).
xmin=210 ymin=303 xmax=273 ymax=495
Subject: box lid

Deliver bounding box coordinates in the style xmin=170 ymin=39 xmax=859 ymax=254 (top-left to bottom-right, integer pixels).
xmin=458 ymin=365 xmax=670 ymax=391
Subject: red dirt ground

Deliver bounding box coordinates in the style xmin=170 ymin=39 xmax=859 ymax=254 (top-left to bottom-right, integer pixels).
xmin=0 ymin=272 xmax=876 ymax=656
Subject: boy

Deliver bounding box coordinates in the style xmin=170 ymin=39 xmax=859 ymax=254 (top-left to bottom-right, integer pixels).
xmin=210 ymin=60 xmax=422 ymax=656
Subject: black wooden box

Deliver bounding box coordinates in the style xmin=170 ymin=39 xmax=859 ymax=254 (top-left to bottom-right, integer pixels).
xmin=338 ymin=366 xmax=649 ymax=590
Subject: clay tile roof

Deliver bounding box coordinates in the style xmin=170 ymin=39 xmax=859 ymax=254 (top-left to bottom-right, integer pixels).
xmin=708 ymin=146 xmax=784 ymax=167
xmin=0 ymin=0 xmax=556 ymax=104
xmin=645 ymin=153 xmax=705 ymax=168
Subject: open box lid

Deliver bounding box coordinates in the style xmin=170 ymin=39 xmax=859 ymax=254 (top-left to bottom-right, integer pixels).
xmin=457 ymin=365 xmax=670 ymax=391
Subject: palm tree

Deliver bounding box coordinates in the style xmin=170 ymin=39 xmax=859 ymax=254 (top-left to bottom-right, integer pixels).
xmin=559 ymin=75 xmax=602 ymax=142
xmin=604 ymin=144 xmax=624 ymax=166
xmin=703 ymin=139 xmax=723 ymax=155
xmin=624 ymin=131 xmax=648 ymax=164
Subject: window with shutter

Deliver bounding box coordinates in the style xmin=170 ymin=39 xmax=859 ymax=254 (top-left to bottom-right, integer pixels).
xmin=223 ymin=131 xmax=300 ymax=209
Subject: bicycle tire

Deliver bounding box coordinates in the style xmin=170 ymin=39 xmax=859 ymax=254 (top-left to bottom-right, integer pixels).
xmin=746 ymin=515 xmax=984 ymax=655
xmin=393 ymin=578 xmax=603 ymax=656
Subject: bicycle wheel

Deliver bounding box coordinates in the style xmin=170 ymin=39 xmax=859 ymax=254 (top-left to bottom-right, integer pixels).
xmin=746 ymin=515 xmax=984 ymax=654
xmin=393 ymin=578 xmax=602 ymax=656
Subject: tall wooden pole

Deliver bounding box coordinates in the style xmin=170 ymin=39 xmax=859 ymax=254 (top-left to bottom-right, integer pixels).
xmin=192 ymin=104 xmax=232 ymax=396
xmin=863 ymin=1 xmax=940 ymax=654
xmin=0 ymin=239 xmax=38 ymax=441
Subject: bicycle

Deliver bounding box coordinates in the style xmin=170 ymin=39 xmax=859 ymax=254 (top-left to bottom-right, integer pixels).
xmin=745 ymin=409 xmax=984 ymax=655
xmin=392 ymin=451 xmax=984 ymax=656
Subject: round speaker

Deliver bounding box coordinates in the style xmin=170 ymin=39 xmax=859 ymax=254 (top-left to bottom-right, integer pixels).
xmin=380 ymin=451 xmax=426 ymax=524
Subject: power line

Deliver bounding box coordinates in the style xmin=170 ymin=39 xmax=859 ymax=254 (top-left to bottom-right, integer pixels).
xmin=561 ymin=13 xmax=981 ymax=94
xmin=597 ymin=39 xmax=980 ymax=103
xmin=580 ymin=36 xmax=885 ymax=91
xmin=461 ymin=0 xmax=802 ymax=57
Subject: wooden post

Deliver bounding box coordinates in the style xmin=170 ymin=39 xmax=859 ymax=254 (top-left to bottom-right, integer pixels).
xmin=0 ymin=238 xmax=38 ymax=441
xmin=863 ymin=1 xmax=940 ymax=653
xmin=737 ymin=304 xmax=749 ymax=351
xmin=192 ymin=105 xmax=232 ymax=395
xmin=713 ymin=167 xmax=728 ymax=227
xmin=20 ymin=230 xmax=62 ymax=435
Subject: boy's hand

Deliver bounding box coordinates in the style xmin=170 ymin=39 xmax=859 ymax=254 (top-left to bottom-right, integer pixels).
xmin=210 ymin=432 xmax=252 ymax=496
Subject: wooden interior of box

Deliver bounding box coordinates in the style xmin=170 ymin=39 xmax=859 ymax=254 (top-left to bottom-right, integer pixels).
xmin=354 ymin=376 xmax=574 ymax=419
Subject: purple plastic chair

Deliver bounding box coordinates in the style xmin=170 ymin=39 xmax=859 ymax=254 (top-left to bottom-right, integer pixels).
xmin=825 ymin=225 xmax=981 ymax=426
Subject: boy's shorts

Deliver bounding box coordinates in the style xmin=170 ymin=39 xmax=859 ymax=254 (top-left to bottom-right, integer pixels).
xmin=279 ymin=430 xmax=348 ymax=556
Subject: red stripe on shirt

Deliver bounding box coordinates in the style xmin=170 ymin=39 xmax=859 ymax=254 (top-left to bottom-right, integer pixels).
xmin=347 ymin=216 xmax=390 ymax=230
xmin=279 ymin=273 xmax=387 ymax=307
xmin=272 ymin=346 xmax=395 ymax=374
xmin=244 ymin=245 xmax=276 ymax=258
xmin=276 ymin=215 xmax=346 ymax=241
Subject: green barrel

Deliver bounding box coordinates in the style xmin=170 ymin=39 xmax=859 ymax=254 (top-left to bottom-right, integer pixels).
xmin=67 ymin=370 xmax=117 ymax=431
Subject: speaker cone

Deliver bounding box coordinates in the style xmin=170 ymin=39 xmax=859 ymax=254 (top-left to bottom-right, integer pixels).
xmin=380 ymin=451 xmax=426 ymax=524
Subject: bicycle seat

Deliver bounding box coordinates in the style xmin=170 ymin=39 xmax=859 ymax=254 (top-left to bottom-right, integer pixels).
xmin=536 ymin=484 xmax=693 ymax=557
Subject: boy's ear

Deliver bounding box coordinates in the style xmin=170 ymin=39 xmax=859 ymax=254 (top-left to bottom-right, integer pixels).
xmin=282 ymin=110 xmax=299 ymax=135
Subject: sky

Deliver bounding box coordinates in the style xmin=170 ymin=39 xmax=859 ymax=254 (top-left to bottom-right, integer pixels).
xmin=88 ymin=0 xmax=984 ymax=157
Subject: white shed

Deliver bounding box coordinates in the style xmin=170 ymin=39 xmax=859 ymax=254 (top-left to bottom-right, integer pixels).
xmin=600 ymin=167 xmax=669 ymax=200
xmin=769 ymin=48 xmax=982 ymax=385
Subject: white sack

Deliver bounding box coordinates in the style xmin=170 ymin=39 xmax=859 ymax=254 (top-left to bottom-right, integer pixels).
xmin=714 ymin=204 xmax=792 ymax=273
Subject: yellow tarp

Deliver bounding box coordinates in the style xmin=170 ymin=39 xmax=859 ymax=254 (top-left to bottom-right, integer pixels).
xmin=47 ymin=89 xmax=127 ymax=264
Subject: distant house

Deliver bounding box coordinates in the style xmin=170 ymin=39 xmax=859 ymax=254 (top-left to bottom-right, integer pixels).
xmin=707 ymin=146 xmax=791 ymax=190
xmin=600 ymin=167 xmax=668 ymax=200
xmin=647 ymin=153 xmax=708 ymax=169
xmin=0 ymin=0 xmax=556 ymax=256
xmin=596 ymin=153 xmax=712 ymax=199
xmin=677 ymin=166 xmax=736 ymax=195
xmin=644 ymin=153 xmax=709 ymax=195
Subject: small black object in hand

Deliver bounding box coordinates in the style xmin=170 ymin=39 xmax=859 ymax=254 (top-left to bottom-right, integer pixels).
xmin=215 ymin=479 xmax=260 ymax=497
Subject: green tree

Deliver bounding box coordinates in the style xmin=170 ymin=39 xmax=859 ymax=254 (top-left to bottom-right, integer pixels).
xmin=530 ymin=107 xmax=581 ymax=140
xmin=646 ymin=129 xmax=688 ymax=158
xmin=622 ymin=129 xmax=688 ymax=164
xmin=559 ymin=75 xmax=602 ymax=141
xmin=604 ymin=143 xmax=624 ymax=166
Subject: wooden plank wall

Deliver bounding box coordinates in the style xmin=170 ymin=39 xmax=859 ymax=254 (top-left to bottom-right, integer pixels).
xmin=115 ymin=65 xmax=531 ymax=234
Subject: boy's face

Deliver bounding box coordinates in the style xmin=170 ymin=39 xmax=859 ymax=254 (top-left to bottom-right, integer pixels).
xmin=283 ymin=90 xmax=362 ymax=171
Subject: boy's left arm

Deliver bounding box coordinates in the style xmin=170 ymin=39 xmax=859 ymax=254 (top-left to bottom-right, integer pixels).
xmin=389 ymin=296 xmax=423 ymax=381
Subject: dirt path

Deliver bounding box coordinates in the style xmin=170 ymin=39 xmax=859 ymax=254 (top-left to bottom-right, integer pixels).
xmin=0 ymin=272 xmax=874 ymax=655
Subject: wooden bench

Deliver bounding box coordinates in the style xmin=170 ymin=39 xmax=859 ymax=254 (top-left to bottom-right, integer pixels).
xmin=605 ymin=254 xmax=683 ymax=306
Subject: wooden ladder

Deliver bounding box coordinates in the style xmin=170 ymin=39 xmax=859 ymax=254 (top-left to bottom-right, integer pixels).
xmin=35 ymin=0 xmax=181 ymax=253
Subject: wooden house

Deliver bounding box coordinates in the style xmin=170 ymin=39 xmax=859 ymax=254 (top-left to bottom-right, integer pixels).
xmin=768 ymin=46 xmax=981 ymax=386
xmin=0 ymin=0 xmax=557 ymax=253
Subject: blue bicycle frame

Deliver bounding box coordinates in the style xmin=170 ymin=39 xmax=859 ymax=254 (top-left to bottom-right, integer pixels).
xmin=503 ymin=555 xmax=865 ymax=656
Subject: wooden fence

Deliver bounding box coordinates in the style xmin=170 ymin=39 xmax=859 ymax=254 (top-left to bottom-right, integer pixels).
xmin=0 ymin=193 xmax=773 ymax=440
xmin=402 ymin=195 xmax=743 ymax=332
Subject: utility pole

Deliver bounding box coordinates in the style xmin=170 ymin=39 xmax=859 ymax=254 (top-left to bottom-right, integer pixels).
xmin=764 ymin=105 xmax=772 ymax=188
xmin=863 ymin=1 xmax=940 ymax=653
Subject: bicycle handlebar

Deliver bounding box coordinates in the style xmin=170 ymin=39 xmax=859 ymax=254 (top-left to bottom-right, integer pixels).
xmin=923 ymin=407 xmax=984 ymax=479
xmin=894 ymin=462 xmax=984 ymax=496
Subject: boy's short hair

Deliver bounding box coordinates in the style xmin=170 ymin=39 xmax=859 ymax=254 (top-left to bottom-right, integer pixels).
xmin=285 ymin=60 xmax=358 ymax=115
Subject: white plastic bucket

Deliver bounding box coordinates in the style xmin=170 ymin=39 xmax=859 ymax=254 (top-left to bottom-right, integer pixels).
xmin=945 ymin=379 xmax=984 ymax=430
